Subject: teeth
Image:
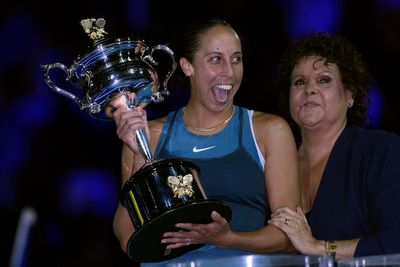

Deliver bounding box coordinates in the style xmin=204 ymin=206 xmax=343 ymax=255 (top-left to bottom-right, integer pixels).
xmin=216 ymin=84 xmax=232 ymax=90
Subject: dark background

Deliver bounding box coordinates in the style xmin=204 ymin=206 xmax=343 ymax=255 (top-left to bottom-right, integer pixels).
xmin=1 ymin=0 xmax=399 ymax=266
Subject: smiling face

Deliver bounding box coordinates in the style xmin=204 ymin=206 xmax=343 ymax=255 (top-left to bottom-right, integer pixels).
xmin=180 ymin=24 xmax=243 ymax=111
xmin=289 ymin=55 xmax=353 ymax=131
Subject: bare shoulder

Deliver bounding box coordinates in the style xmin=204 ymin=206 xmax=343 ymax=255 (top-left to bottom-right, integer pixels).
xmin=251 ymin=111 xmax=294 ymax=156
xmin=252 ymin=111 xmax=291 ymax=135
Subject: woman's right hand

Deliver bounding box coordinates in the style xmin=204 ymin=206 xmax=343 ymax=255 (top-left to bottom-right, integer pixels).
xmin=108 ymin=92 xmax=149 ymax=155
xmin=269 ymin=206 xmax=319 ymax=255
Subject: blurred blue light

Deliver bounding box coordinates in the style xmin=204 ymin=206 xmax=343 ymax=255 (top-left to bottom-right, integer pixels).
xmin=59 ymin=168 xmax=118 ymax=220
xmin=278 ymin=0 xmax=343 ymax=37
xmin=367 ymin=84 xmax=383 ymax=128
xmin=0 ymin=14 xmax=56 ymax=208
xmin=375 ymin=0 xmax=400 ymax=11
xmin=125 ymin=0 xmax=151 ymax=32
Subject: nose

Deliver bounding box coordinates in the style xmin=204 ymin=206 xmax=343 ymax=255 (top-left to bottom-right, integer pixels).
xmin=304 ymin=82 xmax=318 ymax=95
xmin=221 ymin=61 xmax=234 ymax=77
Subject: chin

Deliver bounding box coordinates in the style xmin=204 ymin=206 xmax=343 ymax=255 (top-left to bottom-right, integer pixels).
xmin=302 ymin=123 xmax=320 ymax=130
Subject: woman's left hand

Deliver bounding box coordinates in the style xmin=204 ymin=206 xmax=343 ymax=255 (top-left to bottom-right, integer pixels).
xmin=161 ymin=211 xmax=231 ymax=249
xmin=268 ymin=206 xmax=318 ymax=254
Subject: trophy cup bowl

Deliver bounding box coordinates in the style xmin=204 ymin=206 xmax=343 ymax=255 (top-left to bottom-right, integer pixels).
xmin=41 ymin=18 xmax=232 ymax=263
xmin=41 ymin=18 xmax=174 ymax=120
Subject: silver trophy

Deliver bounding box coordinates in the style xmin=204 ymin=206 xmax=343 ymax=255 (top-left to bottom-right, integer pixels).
xmin=42 ymin=18 xmax=176 ymax=161
xmin=42 ymin=18 xmax=231 ymax=263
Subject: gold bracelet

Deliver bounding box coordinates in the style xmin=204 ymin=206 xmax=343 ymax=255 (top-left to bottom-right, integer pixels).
xmin=324 ymin=240 xmax=337 ymax=258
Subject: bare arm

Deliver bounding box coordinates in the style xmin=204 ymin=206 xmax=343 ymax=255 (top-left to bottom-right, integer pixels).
xmin=109 ymin=94 xmax=164 ymax=253
xmin=112 ymin=144 xmax=145 ymax=252
xmin=231 ymin=112 xmax=300 ymax=252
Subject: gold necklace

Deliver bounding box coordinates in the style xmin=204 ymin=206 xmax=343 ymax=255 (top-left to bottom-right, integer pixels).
xmin=183 ymin=107 xmax=235 ymax=132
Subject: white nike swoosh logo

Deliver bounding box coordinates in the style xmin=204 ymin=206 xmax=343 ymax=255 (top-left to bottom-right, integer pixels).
xmin=192 ymin=146 xmax=216 ymax=153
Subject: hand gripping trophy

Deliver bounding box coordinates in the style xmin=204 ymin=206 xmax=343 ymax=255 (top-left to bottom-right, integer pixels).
xmin=41 ymin=19 xmax=231 ymax=262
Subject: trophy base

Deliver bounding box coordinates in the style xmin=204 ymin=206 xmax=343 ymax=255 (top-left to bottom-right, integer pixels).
xmin=127 ymin=199 xmax=231 ymax=263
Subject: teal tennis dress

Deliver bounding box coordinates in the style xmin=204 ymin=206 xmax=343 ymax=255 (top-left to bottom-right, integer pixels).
xmin=140 ymin=106 xmax=269 ymax=266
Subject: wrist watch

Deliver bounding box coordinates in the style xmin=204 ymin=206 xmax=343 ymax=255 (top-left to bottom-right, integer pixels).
xmin=324 ymin=240 xmax=337 ymax=258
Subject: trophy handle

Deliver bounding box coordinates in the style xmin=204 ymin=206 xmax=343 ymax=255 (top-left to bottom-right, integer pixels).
xmin=133 ymin=45 xmax=177 ymax=163
xmin=41 ymin=63 xmax=82 ymax=106
xmin=142 ymin=45 xmax=177 ymax=103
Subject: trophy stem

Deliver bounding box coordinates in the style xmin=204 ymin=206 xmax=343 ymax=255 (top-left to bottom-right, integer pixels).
xmin=123 ymin=93 xmax=153 ymax=163
xmin=135 ymin=128 xmax=153 ymax=162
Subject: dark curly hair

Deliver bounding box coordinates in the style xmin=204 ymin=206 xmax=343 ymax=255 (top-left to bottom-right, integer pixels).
xmin=276 ymin=32 xmax=371 ymax=144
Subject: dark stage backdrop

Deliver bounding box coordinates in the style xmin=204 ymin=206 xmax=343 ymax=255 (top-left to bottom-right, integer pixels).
xmin=1 ymin=0 xmax=399 ymax=266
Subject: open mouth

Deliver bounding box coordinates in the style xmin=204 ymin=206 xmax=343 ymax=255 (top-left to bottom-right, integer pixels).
xmin=212 ymin=84 xmax=232 ymax=103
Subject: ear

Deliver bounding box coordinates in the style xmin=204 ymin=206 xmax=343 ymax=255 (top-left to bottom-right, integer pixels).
xmin=180 ymin=57 xmax=194 ymax=77
xmin=346 ymin=90 xmax=354 ymax=108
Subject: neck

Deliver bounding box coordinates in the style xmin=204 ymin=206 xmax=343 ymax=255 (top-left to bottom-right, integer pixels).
xmin=299 ymin=122 xmax=346 ymax=160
